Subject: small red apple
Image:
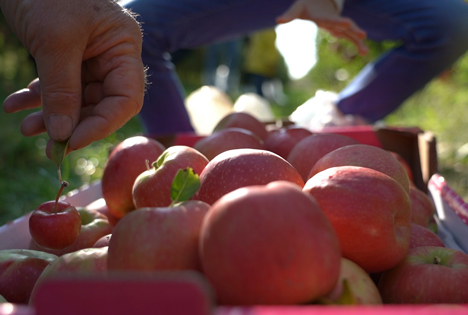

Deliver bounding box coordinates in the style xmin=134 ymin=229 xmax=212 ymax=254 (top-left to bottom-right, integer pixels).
xmin=264 ymin=126 xmax=313 ymax=159
xmin=29 ymin=207 xmax=113 ymax=256
xmin=193 ymin=128 xmax=264 ymax=160
xmin=213 ymin=112 xmax=269 ymax=141
xmin=409 ymin=223 xmax=445 ymax=249
xmin=199 ymin=181 xmax=341 ymax=305
xmin=0 ymin=249 xmax=57 ymax=304
xmin=378 ymin=246 xmax=468 ymax=303
xmin=308 ymin=144 xmax=411 ymax=195
xmin=193 ymin=148 xmax=304 ymax=205
xmin=132 ymin=146 xmax=209 ymax=209
xmin=303 ymin=166 xmax=411 ymax=273
xmin=287 ymin=133 xmax=360 ymax=182
xmin=29 ymin=200 xmax=81 ymax=250
xmin=101 ymin=136 xmax=166 ymax=218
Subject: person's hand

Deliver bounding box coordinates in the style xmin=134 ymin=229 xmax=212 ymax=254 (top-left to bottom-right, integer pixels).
xmin=277 ymin=0 xmax=368 ymax=55
xmin=1 ymin=0 xmax=146 ymax=155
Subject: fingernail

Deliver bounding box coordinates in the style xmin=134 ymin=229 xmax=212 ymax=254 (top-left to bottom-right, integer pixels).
xmin=47 ymin=114 xmax=73 ymax=141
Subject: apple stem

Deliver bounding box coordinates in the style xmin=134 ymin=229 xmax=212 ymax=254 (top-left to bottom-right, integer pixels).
xmin=433 ymin=256 xmax=442 ymax=265
xmin=53 ymin=181 xmax=69 ymax=213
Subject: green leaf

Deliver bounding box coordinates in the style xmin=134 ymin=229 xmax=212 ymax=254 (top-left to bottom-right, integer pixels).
xmin=51 ymin=140 xmax=69 ymax=170
xmin=170 ymin=167 xmax=201 ymax=206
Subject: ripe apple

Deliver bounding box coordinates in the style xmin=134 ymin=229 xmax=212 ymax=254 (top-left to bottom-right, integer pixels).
xmin=213 ymin=112 xmax=269 ymax=141
xmin=193 ymin=127 xmax=265 ymax=160
xmin=192 ymin=148 xmax=304 ymax=205
xmin=0 ymin=249 xmax=57 ymax=304
xmin=29 ymin=247 xmax=108 ymax=305
xmin=303 ymin=166 xmax=411 ymax=273
xmin=409 ymin=186 xmax=437 ymax=233
xmin=324 ymin=257 xmax=382 ymax=305
xmin=287 ymin=133 xmax=360 ymax=182
xmin=29 ymin=207 xmax=113 ymax=256
xmin=92 ymin=234 xmax=112 ymax=248
xmin=29 ymin=200 xmax=81 ymax=250
xmin=409 ymin=223 xmax=445 ymax=249
xmin=264 ymin=126 xmax=313 ymax=159
xmin=378 ymin=246 xmax=468 ymax=303
xmin=388 ymin=151 xmax=414 ymax=183
xmin=308 ymin=144 xmax=410 ymax=195
xmin=199 ymin=181 xmax=341 ymax=305
xmin=132 ymin=146 xmax=209 ymax=209
xmin=107 ymin=200 xmax=210 ymax=271
xmin=101 ymin=136 xmax=165 ymax=218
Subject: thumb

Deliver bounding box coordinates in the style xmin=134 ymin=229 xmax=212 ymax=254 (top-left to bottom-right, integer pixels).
xmin=34 ymin=47 xmax=84 ymax=142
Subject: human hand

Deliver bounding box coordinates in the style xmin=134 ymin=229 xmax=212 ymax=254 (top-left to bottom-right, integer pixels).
xmin=277 ymin=0 xmax=368 ymax=55
xmin=1 ymin=0 xmax=146 ymax=155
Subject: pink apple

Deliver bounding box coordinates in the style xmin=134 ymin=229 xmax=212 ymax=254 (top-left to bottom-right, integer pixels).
xmin=0 ymin=249 xmax=57 ymax=304
xmin=29 ymin=207 xmax=113 ymax=256
xmin=107 ymin=200 xmax=210 ymax=271
xmin=287 ymin=133 xmax=360 ymax=182
xmin=199 ymin=181 xmax=341 ymax=305
xmin=378 ymin=246 xmax=468 ymax=303
xmin=29 ymin=247 xmax=108 ymax=305
xmin=192 ymin=148 xmax=304 ymax=205
xmin=132 ymin=146 xmax=209 ymax=209
xmin=193 ymin=128 xmax=265 ymax=160
xmin=409 ymin=223 xmax=445 ymax=249
xmin=308 ymin=144 xmax=411 ymax=195
xmin=101 ymin=136 xmax=165 ymax=218
xmin=29 ymin=200 xmax=81 ymax=250
xmin=324 ymin=257 xmax=382 ymax=305
xmin=303 ymin=166 xmax=411 ymax=273
xmin=213 ymin=112 xmax=269 ymax=141
xmin=410 ymin=186 xmax=437 ymax=233
xmin=264 ymin=126 xmax=313 ymax=159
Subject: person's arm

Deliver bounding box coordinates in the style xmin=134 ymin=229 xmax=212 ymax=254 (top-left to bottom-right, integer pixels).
xmin=277 ymin=0 xmax=368 ymax=55
xmin=1 ymin=0 xmax=146 ymax=155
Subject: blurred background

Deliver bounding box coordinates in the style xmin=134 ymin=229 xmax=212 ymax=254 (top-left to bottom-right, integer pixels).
xmin=1 ymin=15 xmax=467 ymax=226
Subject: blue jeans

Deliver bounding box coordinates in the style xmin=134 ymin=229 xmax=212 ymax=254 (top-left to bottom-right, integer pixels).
xmin=124 ymin=0 xmax=468 ymax=134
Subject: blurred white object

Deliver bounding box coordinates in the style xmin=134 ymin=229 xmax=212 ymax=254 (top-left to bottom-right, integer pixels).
xmin=289 ymin=90 xmax=369 ymax=131
xmin=185 ymin=85 xmax=234 ymax=135
xmin=233 ymin=93 xmax=276 ymax=122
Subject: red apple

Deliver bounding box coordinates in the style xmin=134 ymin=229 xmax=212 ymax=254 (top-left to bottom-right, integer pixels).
xmin=0 ymin=249 xmax=57 ymax=304
xmin=303 ymin=166 xmax=411 ymax=273
xmin=409 ymin=223 xmax=445 ymax=249
xmin=101 ymin=136 xmax=165 ymax=218
xmin=193 ymin=128 xmax=265 ymax=160
xmin=308 ymin=144 xmax=411 ymax=195
xmin=29 ymin=247 xmax=108 ymax=305
xmin=132 ymin=146 xmax=209 ymax=209
xmin=287 ymin=133 xmax=360 ymax=182
xmin=213 ymin=112 xmax=269 ymax=141
xmin=389 ymin=151 xmax=414 ymax=183
xmin=264 ymin=126 xmax=313 ymax=159
xmin=199 ymin=181 xmax=341 ymax=305
xmin=378 ymin=246 xmax=468 ymax=303
xmin=193 ymin=148 xmax=304 ymax=205
xmin=410 ymin=186 xmax=437 ymax=233
xmin=324 ymin=257 xmax=382 ymax=305
xmin=29 ymin=200 xmax=81 ymax=250
xmin=29 ymin=207 xmax=113 ymax=256
xmin=107 ymin=200 xmax=209 ymax=271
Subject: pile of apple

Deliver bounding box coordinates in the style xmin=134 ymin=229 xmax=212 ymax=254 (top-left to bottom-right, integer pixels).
xmin=1 ymin=111 xmax=468 ymax=307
